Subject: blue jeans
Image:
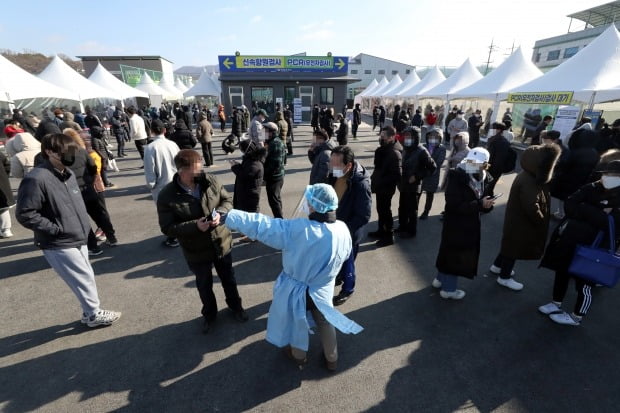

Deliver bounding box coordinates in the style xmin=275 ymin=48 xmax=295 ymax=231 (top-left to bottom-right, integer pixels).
xmin=437 ymin=272 xmax=458 ymax=292
xmin=337 ymin=244 xmax=359 ymax=294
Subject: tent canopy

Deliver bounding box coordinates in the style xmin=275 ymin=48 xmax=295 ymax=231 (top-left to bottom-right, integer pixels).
xmin=134 ymin=72 xmax=168 ymax=97
xmin=451 ymin=47 xmax=542 ymax=100
xmin=357 ymin=78 xmax=379 ymax=97
xmin=157 ymin=74 xmax=183 ymax=100
xmin=386 ymin=70 xmax=421 ymax=98
xmin=88 ymin=62 xmax=148 ymax=100
xmin=210 ymin=73 xmax=221 ymax=93
xmin=184 ymin=70 xmax=220 ymax=98
xmin=510 ymin=24 xmax=620 ymax=103
xmin=174 ymin=78 xmax=189 ymax=93
xmin=400 ymin=66 xmax=446 ymax=98
xmin=38 ymin=55 xmax=117 ymax=100
xmin=420 ymin=58 xmax=483 ymax=99
xmin=0 ymin=54 xmax=79 ymax=102
xmin=365 ymin=76 xmax=389 ymax=97
xmin=378 ymin=74 xmax=403 ymax=97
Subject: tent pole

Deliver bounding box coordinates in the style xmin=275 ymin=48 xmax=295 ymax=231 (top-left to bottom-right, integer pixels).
xmin=587 ymin=92 xmax=596 ymax=111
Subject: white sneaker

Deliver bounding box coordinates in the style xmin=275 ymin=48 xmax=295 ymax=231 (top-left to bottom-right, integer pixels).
xmin=439 ymin=290 xmax=466 ymax=300
xmin=497 ymin=277 xmax=523 ymax=291
xmin=0 ymin=229 xmax=13 ymax=238
xmin=549 ymin=311 xmax=581 ymax=326
xmin=86 ymin=309 xmax=121 ymax=327
xmin=489 ymin=264 xmax=515 ymax=276
xmin=538 ymin=302 xmax=562 ymax=315
xmin=432 ymin=278 xmax=442 ymax=288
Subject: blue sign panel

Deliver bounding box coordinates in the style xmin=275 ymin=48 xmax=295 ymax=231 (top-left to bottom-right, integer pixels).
xmin=218 ymin=55 xmax=348 ymax=73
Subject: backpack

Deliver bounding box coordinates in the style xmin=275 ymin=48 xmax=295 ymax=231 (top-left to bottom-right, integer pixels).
xmin=503 ymin=147 xmax=517 ymax=173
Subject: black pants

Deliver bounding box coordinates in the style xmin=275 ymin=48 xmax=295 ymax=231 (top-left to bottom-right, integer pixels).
xmin=265 ymin=179 xmax=284 ymax=218
xmin=135 ymin=139 xmax=147 ymax=160
xmin=422 ymin=191 xmax=435 ymax=214
xmin=286 ymin=138 xmax=293 ymax=155
xmin=376 ymin=188 xmax=396 ymax=233
xmin=200 ymin=142 xmax=213 ymax=166
xmin=493 ymin=254 xmax=516 ymax=279
xmin=84 ymin=192 xmax=115 ymax=239
xmin=101 ymin=168 xmax=111 ymax=186
xmin=187 ymin=254 xmax=242 ymax=320
xmin=487 ymin=173 xmax=501 ymax=197
xmin=553 ymin=270 xmax=595 ymax=316
xmin=378 ymin=120 xmax=385 ymax=132
xmin=352 ymin=123 xmax=359 ymax=138
xmin=469 ymin=133 xmax=480 ymax=148
xmin=220 ymin=120 xmax=225 ymax=132
xmin=115 ymin=135 xmax=125 ymax=156
xmin=398 ymin=191 xmax=419 ymax=235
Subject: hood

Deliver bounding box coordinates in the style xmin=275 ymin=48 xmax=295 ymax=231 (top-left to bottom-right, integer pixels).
xmin=275 ymin=111 xmax=283 ymax=121
xmin=454 ymin=132 xmax=469 ymax=150
xmin=569 ymin=128 xmax=597 ymax=150
xmin=64 ymin=112 xmax=75 ymax=122
xmin=175 ymin=119 xmax=188 ymax=130
xmin=351 ymin=160 xmax=370 ymax=182
xmin=520 ymin=144 xmax=561 ymax=185
xmin=12 ymin=132 xmax=41 ymax=153
xmin=198 ymin=112 xmax=208 ymax=122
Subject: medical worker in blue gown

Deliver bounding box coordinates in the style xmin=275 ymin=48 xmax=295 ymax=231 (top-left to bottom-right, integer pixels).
xmin=223 ymin=183 xmax=363 ymax=371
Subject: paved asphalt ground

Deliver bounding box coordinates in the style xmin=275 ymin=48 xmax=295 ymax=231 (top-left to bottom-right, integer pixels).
xmin=1 ymin=122 xmax=619 ymax=413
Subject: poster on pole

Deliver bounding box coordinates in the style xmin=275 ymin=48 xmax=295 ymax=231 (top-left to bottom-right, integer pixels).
xmin=293 ymin=98 xmax=302 ymax=123
xmin=552 ymin=105 xmax=580 ymax=144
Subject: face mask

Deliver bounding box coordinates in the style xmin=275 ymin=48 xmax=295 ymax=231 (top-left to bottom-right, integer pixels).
xmin=332 ymin=168 xmax=345 ymax=178
xmin=601 ymin=175 xmax=620 ymax=189
xmin=193 ymin=171 xmax=206 ymax=184
xmin=57 ymin=114 xmax=64 ymax=119
xmin=60 ymin=154 xmax=75 ymax=167
xmin=428 ymin=139 xmax=438 ymax=145
xmin=457 ymin=115 xmax=463 ymax=119
xmin=301 ymin=200 xmax=311 ymax=215
xmin=464 ymin=163 xmax=481 ymax=174
xmin=489 ymin=129 xmax=496 ymax=136
xmin=404 ymin=139 xmax=413 ymax=147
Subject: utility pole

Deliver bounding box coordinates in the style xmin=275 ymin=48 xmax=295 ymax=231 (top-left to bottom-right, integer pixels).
xmin=484 ymin=38 xmax=498 ymax=75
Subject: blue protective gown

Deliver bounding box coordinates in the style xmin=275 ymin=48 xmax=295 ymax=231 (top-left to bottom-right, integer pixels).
xmin=225 ymin=209 xmax=363 ymax=351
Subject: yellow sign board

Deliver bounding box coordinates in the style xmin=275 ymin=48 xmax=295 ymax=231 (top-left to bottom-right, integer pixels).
xmin=507 ymin=91 xmax=574 ymax=104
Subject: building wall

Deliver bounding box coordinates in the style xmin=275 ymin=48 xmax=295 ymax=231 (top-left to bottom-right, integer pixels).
xmin=532 ymin=22 xmax=620 ymax=71
xmin=347 ymin=54 xmax=416 ymax=97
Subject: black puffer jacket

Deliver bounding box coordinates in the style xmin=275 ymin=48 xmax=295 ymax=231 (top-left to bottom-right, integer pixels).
xmin=399 ymin=144 xmax=435 ymax=193
xmin=371 ymin=141 xmax=402 ymax=193
xmin=170 ymin=120 xmax=197 ymax=149
xmin=231 ymin=147 xmax=266 ymax=212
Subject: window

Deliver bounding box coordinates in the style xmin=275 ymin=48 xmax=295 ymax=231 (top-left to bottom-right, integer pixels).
xmin=392 ymin=70 xmax=398 ymax=75
xmin=284 ymin=86 xmax=296 ymax=107
xmin=534 ymin=53 xmax=541 ymax=63
xmin=229 ymin=86 xmax=244 ymax=107
xmin=377 ymin=69 xmax=385 ymax=75
xmin=406 ymin=69 xmax=411 ymax=74
xmin=563 ymin=46 xmax=579 ymax=59
xmin=350 ymin=69 xmax=358 ymax=74
xmin=251 ymin=87 xmax=274 ymax=115
xmin=320 ymin=87 xmax=334 ymax=105
xmin=547 ymin=50 xmax=561 ymax=61
xmin=364 ymin=69 xmax=372 ymax=74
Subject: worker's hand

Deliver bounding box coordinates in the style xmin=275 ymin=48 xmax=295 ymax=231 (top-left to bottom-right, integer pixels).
xmin=197 ymin=217 xmax=211 ymax=232
xmin=209 ymin=212 xmax=221 ymax=227
xmin=482 ymin=197 xmax=495 ymax=209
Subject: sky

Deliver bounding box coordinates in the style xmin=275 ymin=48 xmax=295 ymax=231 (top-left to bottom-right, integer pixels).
xmin=1 ymin=0 xmax=612 ymax=70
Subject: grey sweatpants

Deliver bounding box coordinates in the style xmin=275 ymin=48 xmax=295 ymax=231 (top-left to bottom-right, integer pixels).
xmin=43 ymin=245 xmax=101 ymax=316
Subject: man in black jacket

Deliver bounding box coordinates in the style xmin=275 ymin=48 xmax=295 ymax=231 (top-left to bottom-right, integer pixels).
xmin=15 ymin=133 xmax=121 ymax=328
xmin=329 ymin=146 xmax=371 ymax=305
xmin=369 ymin=126 xmax=402 ymax=246
xmin=352 ymin=103 xmax=361 ymax=139
xmin=487 ymin=122 xmax=512 ymax=196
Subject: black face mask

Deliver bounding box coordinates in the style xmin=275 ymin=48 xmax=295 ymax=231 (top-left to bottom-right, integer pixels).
xmin=379 ymin=138 xmax=387 ymax=146
xmin=60 ymin=155 xmax=76 ymax=167
xmin=193 ymin=171 xmax=206 ymax=184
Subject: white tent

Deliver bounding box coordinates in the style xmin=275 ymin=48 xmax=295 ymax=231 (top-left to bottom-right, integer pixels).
xmin=157 ymin=74 xmax=183 ymax=100
xmin=366 ymin=77 xmax=389 ymax=97
xmin=184 ymin=70 xmax=220 ymax=98
xmin=88 ymin=62 xmax=148 ymax=100
xmin=510 ymin=24 xmax=620 ymax=104
xmin=134 ymin=72 xmax=168 ymax=98
xmin=387 ymin=71 xmax=421 ymax=98
xmin=420 ymin=58 xmax=483 ymax=99
xmin=451 ymin=48 xmax=542 ymax=100
xmin=210 ymin=73 xmax=221 ymax=93
xmin=593 ymin=85 xmax=620 ymax=103
xmin=357 ymin=79 xmax=379 ymax=97
xmin=186 ymin=78 xmax=196 ymax=90
xmin=174 ymin=78 xmax=189 ymax=93
xmin=378 ymin=74 xmax=403 ymax=97
xmin=0 ymin=54 xmax=79 ymax=102
xmin=38 ymin=55 xmax=118 ymax=100
xmin=400 ymin=66 xmax=446 ymax=98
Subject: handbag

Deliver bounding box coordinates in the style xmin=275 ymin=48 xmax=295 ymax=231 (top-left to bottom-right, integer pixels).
xmin=568 ymin=215 xmax=620 ymax=287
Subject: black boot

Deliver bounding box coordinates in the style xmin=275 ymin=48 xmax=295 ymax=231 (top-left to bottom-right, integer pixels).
xmin=375 ymin=232 xmax=394 ymax=247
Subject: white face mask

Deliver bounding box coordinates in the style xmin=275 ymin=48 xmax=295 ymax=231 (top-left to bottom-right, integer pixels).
xmin=601 ymin=175 xmax=620 ymax=189
xmin=404 ymin=139 xmax=413 ymax=147
xmin=489 ymin=129 xmax=496 ymax=136
xmin=464 ymin=163 xmax=481 ymax=174
xmin=332 ymin=168 xmax=345 ymax=178
xmin=456 ymin=114 xmax=463 ymax=119
xmin=301 ymin=200 xmax=311 ymax=215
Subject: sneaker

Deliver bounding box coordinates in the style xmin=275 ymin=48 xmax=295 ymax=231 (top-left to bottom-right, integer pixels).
xmin=104 ymin=182 xmax=115 ymax=188
xmin=549 ymin=311 xmax=581 ymax=326
xmin=106 ymin=235 xmax=118 ymax=247
xmin=323 ymin=354 xmax=337 ymax=372
xmin=333 ymin=291 xmax=353 ymax=306
xmin=0 ymin=229 xmax=14 ymax=238
xmin=88 ymin=247 xmax=103 ymax=256
xmin=431 ymin=278 xmax=442 ymax=288
xmin=489 ymin=265 xmax=515 ymax=276
xmin=283 ymin=346 xmax=307 ymax=370
xmin=496 ymin=277 xmax=524 ymax=291
xmin=164 ymin=238 xmax=180 ymax=248
xmin=439 ymin=289 xmax=466 ymax=300
xmin=86 ymin=309 xmax=121 ymax=327
xmin=233 ymin=309 xmax=249 ymax=322
xmin=202 ymin=318 xmax=213 ymax=334
xmin=538 ymin=302 xmax=562 ymax=315
xmin=95 ymin=229 xmax=107 ymax=242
